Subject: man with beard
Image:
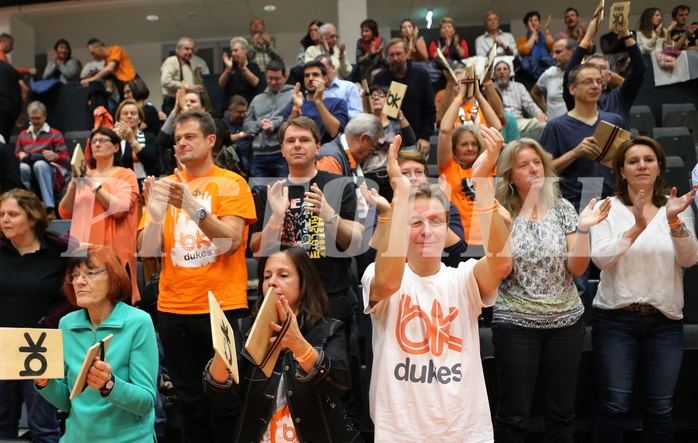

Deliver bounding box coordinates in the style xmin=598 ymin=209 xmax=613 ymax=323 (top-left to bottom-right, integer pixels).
xmin=372 ymin=38 xmax=436 ymax=156
xmin=282 ymin=60 xmax=348 ymax=144
xmin=531 ymin=38 xmax=577 ymax=120
xmin=493 ymin=61 xmax=547 ymax=133
xmin=555 ymin=7 xmax=594 ymax=53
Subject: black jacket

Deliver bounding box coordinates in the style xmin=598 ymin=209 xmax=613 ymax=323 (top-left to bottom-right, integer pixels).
xmin=203 ymin=316 xmax=362 ymax=443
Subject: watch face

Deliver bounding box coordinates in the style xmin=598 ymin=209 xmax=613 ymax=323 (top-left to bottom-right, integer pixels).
xmin=105 ymin=379 xmax=114 ymax=390
xmin=196 ymin=207 xmax=207 ymax=220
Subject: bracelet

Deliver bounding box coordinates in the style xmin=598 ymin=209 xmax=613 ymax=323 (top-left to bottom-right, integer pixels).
xmin=620 ymin=34 xmax=634 ymax=41
xmin=378 ymin=216 xmax=391 ymax=223
xmin=35 ymin=379 xmax=48 ymax=388
xmin=453 ymin=96 xmax=463 ymax=104
xmin=577 ymin=227 xmax=590 ymax=235
xmin=92 ymin=183 xmax=102 ymax=194
xmin=475 ymin=200 xmax=499 ymax=214
xmin=684 ymin=33 xmax=690 ymax=39
xmin=267 ymin=220 xmax=282 ymax=230
xmin=295 ymin=345 xmax=314 ymax=363
xmin=292 ymin=106 xmax=300 ymax=113
xmin=580 ymin=39 xmax=591 ymax=47
xmin=668 ymin=218 xmax=682 ymax=229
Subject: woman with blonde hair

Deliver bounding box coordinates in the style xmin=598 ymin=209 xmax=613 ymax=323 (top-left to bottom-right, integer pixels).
xmin=492 ymin=138 xmax=610 ymax=441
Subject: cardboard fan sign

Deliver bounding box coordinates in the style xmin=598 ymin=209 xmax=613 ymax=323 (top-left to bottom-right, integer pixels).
xmin=71 ymin=143 xmax=86 ymax=177
xmin=70 ymin=334 xmax=113 ymax=399
xmin=381 ymin=81 xmax=408 ymax=120
xmin=244 ymin=287 xmax=292 ymax=378
xmin=208 ymin=291 xmax=239 ymax=383
xmin=0 ymin=328 xmax=63 ymax=380
xmin=592 ymin=120 xmax=631 ymax=168
xmin=609 ymin=2 xmax=630 ymax=32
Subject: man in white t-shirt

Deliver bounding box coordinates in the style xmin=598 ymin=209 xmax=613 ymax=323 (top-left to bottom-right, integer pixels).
xmin=362 ymin=129 xmax=511 ymax=442
xmin=531 ymin=38 xmax=576 ymax=120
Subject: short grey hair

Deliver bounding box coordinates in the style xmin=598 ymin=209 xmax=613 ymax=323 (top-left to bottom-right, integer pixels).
xmin=177 ymin=37 xmax=194 ymax=49
xmin=27 ymin=101 xmax=47 ymax=116
xmin=345 ymin=114 xmax=383 ymax=140
xmin=229 ymin=37 xmax=249 ymax=50
xmin=314 ymin=53 xmax=334 ymax=67
xmin=318 ymin=23 xmax=337 ymax=38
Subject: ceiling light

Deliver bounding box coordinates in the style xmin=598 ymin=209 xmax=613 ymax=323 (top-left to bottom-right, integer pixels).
xmin=426 ymin=10 xmax=433 ymax=29
xmin=263 ymin=5 xmax=276 ymax=12
xmin=146 ymin=15 xmax=159 ymax=22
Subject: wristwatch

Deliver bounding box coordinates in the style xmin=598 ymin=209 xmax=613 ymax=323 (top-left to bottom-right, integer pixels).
xmin=196 ymin=206 xmax=207 ymax=221
xmin=100 ymin=373 xmax=114 ymax=395
xmin=670 ymin=222 xmax=686 ymax=236
xmin=325 ymin=212 xmax=339 ymax=225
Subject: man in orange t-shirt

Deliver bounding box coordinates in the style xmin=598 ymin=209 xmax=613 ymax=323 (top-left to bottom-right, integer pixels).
xmin=80 ymin=38 xmax=137 ymax=100
xmin=140 ymin=110 xmax=256 ymax=442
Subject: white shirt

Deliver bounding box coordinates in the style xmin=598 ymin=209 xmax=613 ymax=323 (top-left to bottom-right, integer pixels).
xmin=536 ymin=66 xmax=567 ymax=120
xmin=591 ymin=197 xmax=698 ymax=319
xmin=362 ymin=260 xmax=495 ymax=442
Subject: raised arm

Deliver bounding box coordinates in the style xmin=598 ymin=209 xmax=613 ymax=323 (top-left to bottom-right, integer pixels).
xmin=472 ymin=127 xmax=511 ymax=295
xmin=370 ymin=136 xmax=410 ymax=303
xmin=437 ymin=84 xmax=466 ymax=168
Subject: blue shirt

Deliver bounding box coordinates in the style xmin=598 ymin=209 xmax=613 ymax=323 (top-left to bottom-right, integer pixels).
xmin=324 ymin=79 xmax=363 ymax=119
xmin=541 ymin=111 xmax=625 ymax=208
xmin=283 ymin=98 xmax=348 ymax=144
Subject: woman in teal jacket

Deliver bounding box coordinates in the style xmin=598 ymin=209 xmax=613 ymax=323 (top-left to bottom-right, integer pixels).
xmin=36 ymin=245 xmax=158 ymax=442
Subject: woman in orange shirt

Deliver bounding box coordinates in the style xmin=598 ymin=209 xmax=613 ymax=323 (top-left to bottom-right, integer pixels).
xmin=58 ymin=127 xmax=140 ymax=303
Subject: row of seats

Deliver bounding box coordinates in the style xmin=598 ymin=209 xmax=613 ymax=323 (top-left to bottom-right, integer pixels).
xmin=631 ymin=103 xmax=698 ymax=143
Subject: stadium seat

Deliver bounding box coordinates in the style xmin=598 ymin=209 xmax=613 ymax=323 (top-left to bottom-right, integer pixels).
xmin=662 ymin=103 xmax=698 ymax=143
xmin=630 ymin=105 xmax=655 ymax=136
xmin=665 ymin=156 xmax=690 ymax=196
xmin=653 ymin=127 xmax=696 ymax=167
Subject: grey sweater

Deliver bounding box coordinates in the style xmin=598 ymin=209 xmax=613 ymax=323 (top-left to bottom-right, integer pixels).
xmin=242 ymin=84 xmax=295 ymax=154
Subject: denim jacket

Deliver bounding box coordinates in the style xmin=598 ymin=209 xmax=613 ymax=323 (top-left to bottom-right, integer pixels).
xmin=203 ymin=316 xmax=362 ymax=443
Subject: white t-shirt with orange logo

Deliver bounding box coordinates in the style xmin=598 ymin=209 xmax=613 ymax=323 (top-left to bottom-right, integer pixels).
xmin=362 ymin=260 xmax=496 ymax=442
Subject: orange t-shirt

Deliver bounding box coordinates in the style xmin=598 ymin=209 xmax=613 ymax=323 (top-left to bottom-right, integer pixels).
xmin=435 ymin=90 xmax=487 ymax=128
xmin=439 ymin=158 xmax=495 ymax=246
xmin=107 ymin=45 xmax=136 ymax=82
xmin=148 ymin=166 xmax=256 ymax=314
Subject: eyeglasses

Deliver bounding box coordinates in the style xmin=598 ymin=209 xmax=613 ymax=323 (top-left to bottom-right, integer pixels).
xmin=326 ymin=34 xmax=338 ymax=39
xmin=370 ymin=94 xmax=386 ymax=100
xmin=401 ymin=169 xmax=425 ymax=178
xmin=66 ymin=269 xmax=107 ymax=284
xmin=577 ymin=78 xmax=605 ymax=87
xmin=92 ymin=138 xmax=113 ymax=145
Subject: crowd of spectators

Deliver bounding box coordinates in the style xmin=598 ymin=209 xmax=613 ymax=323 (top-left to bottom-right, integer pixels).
xmin=1 ymin=5 xmax=698 ymax=442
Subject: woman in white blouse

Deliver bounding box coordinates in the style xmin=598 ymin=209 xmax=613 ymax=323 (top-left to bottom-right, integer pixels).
xmin=590 ymin=136 xmax=698 ymax=442
xmin=636 ymin=8 xmax=677 ymax=53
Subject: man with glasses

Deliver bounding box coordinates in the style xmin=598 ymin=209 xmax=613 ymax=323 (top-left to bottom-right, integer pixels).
xmin=542 ymin=62 xmax=624 ymax=211
xmin=304 ymin=23 xmax=352 ymax=79
xmin=562 ymin=6 xmax=644 ymax=129
xmin=373 ymin=38 xmax=436 ymax=156
xmin=242 ymin=60 xmax=294 ymax=178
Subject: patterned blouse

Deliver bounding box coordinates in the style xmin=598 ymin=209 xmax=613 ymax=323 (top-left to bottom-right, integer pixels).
xmin=494 ymin=198 xmax=584 ymax=328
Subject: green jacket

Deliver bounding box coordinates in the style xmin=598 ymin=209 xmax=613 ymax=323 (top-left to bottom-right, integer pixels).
xmin=38 ymin=302 xmax=158 ymax=443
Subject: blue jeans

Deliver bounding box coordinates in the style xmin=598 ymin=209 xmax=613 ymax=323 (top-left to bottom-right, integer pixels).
xmin=592 ymin=308 xmax=684 ymax=443
xmin=0 ymin=379 xmax=60 ymax=443
xmin=20 ymin=160 xmax=55 ymax=208
xmin=492 ymin=319 xmax=585 ymax=443
xmin=249 ymin=152 xmax=288 ymax=179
